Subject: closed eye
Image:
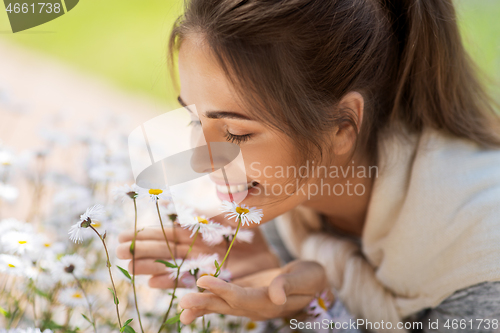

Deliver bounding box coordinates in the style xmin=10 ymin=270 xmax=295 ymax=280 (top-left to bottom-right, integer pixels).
xmin=225 ymin=131 xmax=252 ymax=145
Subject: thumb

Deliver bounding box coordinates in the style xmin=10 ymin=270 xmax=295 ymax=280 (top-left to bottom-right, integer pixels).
xmin=268 ymin=274 xmax=289 ymax=305
xmin=268 ymin=261 xmax=327 ymax=305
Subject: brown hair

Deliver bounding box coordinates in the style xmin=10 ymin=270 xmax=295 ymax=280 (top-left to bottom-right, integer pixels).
xmin=168 ymin=0 xmax=500 ymax=165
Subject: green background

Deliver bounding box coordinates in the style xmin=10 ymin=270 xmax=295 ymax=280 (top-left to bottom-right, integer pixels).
xmin=0 ymin=0 xmax=498 ymax=108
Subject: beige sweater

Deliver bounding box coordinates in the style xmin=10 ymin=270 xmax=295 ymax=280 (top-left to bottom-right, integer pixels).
xmin=275 ymin=126 xmax=500 ymax=332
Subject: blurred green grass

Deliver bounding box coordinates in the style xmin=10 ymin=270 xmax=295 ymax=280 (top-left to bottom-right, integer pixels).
xmin=0 ymin=0 xmax=498 ymax=107
xmin=0 ymin=0 xmax=184 ymax=107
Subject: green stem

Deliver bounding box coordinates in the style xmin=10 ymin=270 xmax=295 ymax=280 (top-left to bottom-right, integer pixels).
xmin=72 ymin=273 xmax=97 ymax=333
xmin=156 ymin=201 xmax=177 ymax=266
xmin=90 ymin=225 xmax=122 ymax=328
xmin=132 ymin=198 xmax=145 ymax=333
xmin=215 ymin=217 xmax=241 ymax=277
xmin=158 ymin=229 xmax=200 ymax=333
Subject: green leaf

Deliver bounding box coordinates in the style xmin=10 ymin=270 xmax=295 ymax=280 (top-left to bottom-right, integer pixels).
xmin=120 ymin=318 xmax=135 ymax=333
xmin=0 ymin=306 xmax=9 ymax=318
xmin=123 ymin=318 xmax=133 ymax=327
xmin=81 ymin=313 xmax=92 ymax=324
xmin=214 ymin=260 xmax=220 ymax=269
xmin=165 ymin=313 xmax=181 ymax=325
xmin=155 ymin=259 xmax=177 ymax=268
xmin=108 ymin=287 xmax=119 ymax=305
xmin=117 ymin=265 xmax=132 ymax=280
xmin=123 ymin=326 xmax=136 ymax=333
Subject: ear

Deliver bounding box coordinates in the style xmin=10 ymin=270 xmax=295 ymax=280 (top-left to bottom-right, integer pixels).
xmin=331 ymin=91 xmax=364 ymax=156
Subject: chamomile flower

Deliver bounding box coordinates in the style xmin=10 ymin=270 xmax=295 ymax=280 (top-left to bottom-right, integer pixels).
xmin=165 ymin=253 xmax=220 ymax=280
xmin=0 ymin=149 xmax=15 ymax=167
xmin=0 ymin=183 xmax=19 ymax=202
xmin=0 ymin=218 xmax=33 ymax=234
xmin=179 ymin=215 xmax=223 ymax=239
xmin=57 ymin=287 xmax=88 ymax=308
xmin=307 ymin=290 xmax=333 ymax=319
xmin=112 ymin=183 xmax=139 ymax=202
xmin=68 ymin=204 xmax=105 ymax=243
xmin=137 ymin=186 xmax=171 ymax=202
xmin=51 ymin=254 xmax=86 ymax=284
xmin=0 ymin=254 xmax=25 ymax=276
xmin=202 ymin=226 xmax=254 ymax=246
xmin=221 ymin=201 xmax=263 ymax=226
xmin=1 ymin=231 xmax=38 ymax=256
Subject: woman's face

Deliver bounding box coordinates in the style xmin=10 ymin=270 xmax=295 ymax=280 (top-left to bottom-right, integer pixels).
xmin=177 ymin=35 xmax=356 ymax=225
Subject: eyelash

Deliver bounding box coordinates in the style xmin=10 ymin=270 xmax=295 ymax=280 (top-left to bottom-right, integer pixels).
xmin=187 ymin=120 xmax=252 ymax=145
xmin=225 ymin=131 xmax=252 ymax=145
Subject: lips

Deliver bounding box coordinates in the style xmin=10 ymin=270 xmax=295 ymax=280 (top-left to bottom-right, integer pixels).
xmin=215 ymin=181 xmax=258 ymax=194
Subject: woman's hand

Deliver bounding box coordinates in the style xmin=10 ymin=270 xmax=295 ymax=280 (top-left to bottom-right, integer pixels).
xmin=179 ymin=260 xmax=332 ymax=324
xmin=115 ymin=225 xmax=280 ymax=287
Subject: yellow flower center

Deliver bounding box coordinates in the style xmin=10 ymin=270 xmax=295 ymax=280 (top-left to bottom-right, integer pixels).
xmin=72 ymin=292 xmax=83 ymax=299
xmin=235 ymin=206 xmax=249 ymax=215
xmin=2 ymin=161 xmax=10 ymax=166
xmin=44 ymin=243 xmax=51 ymax=247
xmin=8 ymin=264 xmax=15 ymax=268
xmin=199 ymin=273 xmax=215 ymax=277
xmin=245 ymin=322 xmax=257 ymax=330
xmin=149 ymin=189 xmax=163 ymax=195
xmin=317 ymin=297 xmax=327 ymax=311
xmin=197 ymin=216 xmax=209 ymax=224
xmin=18 ymin=240 xmax=27 ymax=245
xmin=92 ymin=221 xmax=101 ymax=228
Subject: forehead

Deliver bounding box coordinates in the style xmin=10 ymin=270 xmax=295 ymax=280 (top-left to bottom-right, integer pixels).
xmin=178 ymin=35 xmax=238 ymax=109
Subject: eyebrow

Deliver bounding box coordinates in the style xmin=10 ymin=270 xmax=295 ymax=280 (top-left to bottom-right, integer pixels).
xmin=177 ymin=96 xmax=252 ymax=121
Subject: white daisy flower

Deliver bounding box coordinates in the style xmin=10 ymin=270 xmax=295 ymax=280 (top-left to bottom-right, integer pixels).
xmin=203 ymin=226 xmax=255 ymax=246
xmin=0 ymin=218 xmax=33 ymax=234
xmin=57 ymin=287 xmax=88 ymax=308
xmin=241 ymin=319 xmax=267 ymax=333
xmin=1 ymin=231 xmax=39 ymax=256
xmin=307 ymin=290 xmax=333 ymax=320
xmin=179 ymin=215 xmax=223 ymax=239
xmin=137 ymin=186 xmax=171 ymax=202
xmin=159 ymin=202 xmax=195 ymax=223
xmin=112 ymin=183 xmax=139 ymax=202
xmin=68 ymin=204 xmax=105 ymax=243
xmin=0 ymin=183 xmax=19 ymax=202
xmin=0 ymin=254 xmax=29 ymax=277
xmin=51 ymin=254 xmax=86 ymax=284
xmin=165 ymin=253 xmax=220 ymax=280
xmin=221 ymin=201 xmax=263 ymax=226
xmin=0 ymin=149 xmax=15 ymax=167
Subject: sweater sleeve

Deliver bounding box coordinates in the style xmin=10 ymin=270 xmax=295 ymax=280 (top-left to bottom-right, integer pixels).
xmin=300 ymin=233 xmax=410 ymax=333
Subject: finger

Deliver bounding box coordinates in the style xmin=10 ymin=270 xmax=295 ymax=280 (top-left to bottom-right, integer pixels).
xmin=196 ymin=276 xmax=272 ymax=313
xmin=116 ymin=240 xmax=173 ymax=259
xmin=183 ymin=282 xmax=313 ymax=320
xmin=116 ymin=241 xmax=207 ymax=260
xmin=268 ymin=261 xmax=326 ymax=305
xmin=127 ymin=259 xmax=168 ymax=275
xmin=118 ymin=226 xmax=194 ymax=243
xmin=179 ymin=293 xmax=248 ymax=317
xmin=148 ymin=273 xmax=190 ymax=289
xmin=232 ymin=268 xmax=282 ymax=288
xmin=180 ymin=308 xmax=213 ymax=325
